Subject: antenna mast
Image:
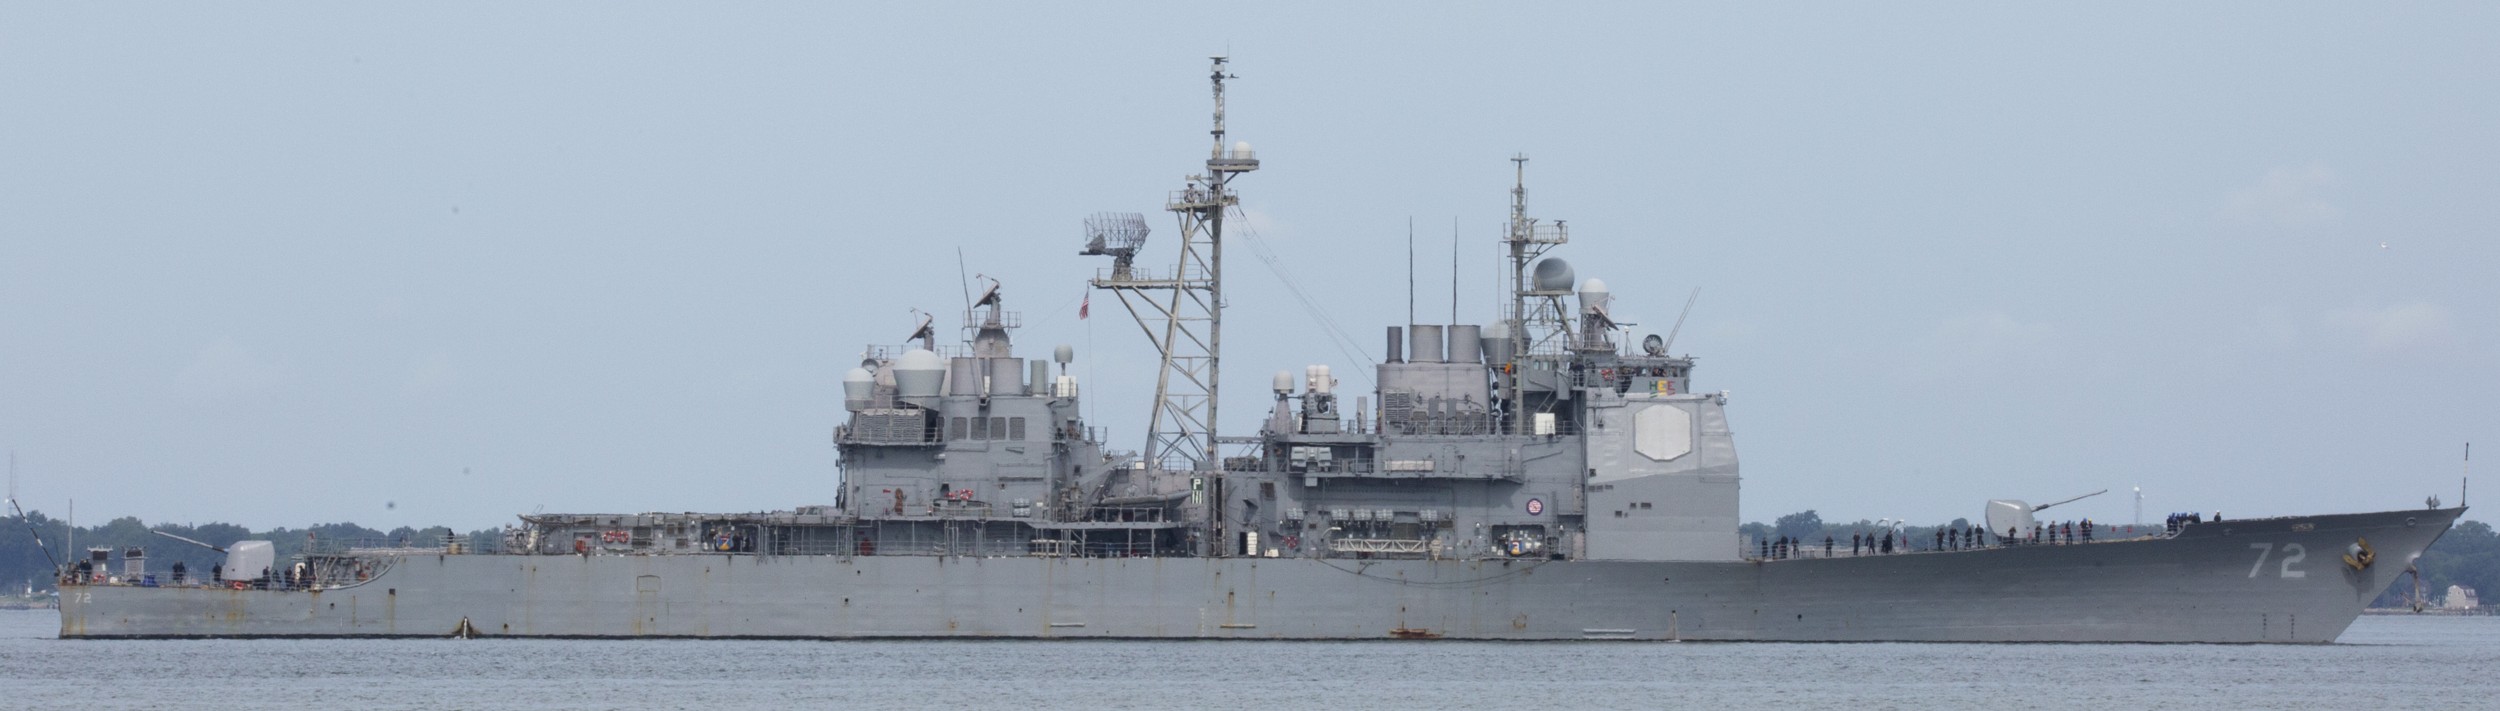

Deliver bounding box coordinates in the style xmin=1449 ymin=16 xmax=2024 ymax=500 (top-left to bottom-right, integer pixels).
xmin=1499 ymin=155 xmax=1568 ymax=434
xmin=1089 ymin=57 xmax=1259 ymax=471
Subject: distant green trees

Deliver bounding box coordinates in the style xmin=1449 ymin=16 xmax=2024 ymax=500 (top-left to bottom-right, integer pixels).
xmin=2372 ymin=520 xmax=2500 ymax=608
xmin=1774 ymin=510 xmax=1826 ymax=542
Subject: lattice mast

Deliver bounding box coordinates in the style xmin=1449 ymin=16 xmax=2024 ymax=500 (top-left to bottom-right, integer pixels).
xmin=1089 ymin=57 xmax=1259 ymax=471
xmin=1500 ymin=155 xmax=1569 ymax=434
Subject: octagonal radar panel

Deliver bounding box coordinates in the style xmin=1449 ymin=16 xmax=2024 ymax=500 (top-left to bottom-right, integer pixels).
xmin=1634 ymin=404 xmax=1693 ymax=462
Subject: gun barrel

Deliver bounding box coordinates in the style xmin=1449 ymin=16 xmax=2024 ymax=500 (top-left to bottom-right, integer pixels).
xmin=151 ymin=529 xmax=226 ymax=553
xmin=2032 ymin=489 xmax=2110 ymax=512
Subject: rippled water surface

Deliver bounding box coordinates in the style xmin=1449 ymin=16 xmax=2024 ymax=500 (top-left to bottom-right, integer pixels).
xmin=4 ymin=609 xmax=2496 ymax=709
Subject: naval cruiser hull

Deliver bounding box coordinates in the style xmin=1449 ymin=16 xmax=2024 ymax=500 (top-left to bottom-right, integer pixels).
xmin=59 ymin=507 xmax=2459 ymax=643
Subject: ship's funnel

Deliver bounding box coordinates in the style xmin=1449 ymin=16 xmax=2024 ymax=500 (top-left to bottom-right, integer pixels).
xmin=1409 ymin=324 xmax=1445 ymax=363
xmin=948 ymin=357 xmax=982 ymax=396
xmin=1447 ymin=324 xmax=1483 ymax=363
xmin=986 ymin=357 xmax=1025 ymax=396
xmin=1385 ymin=326 xmax=1404 ymax=363
xmin=842 ymin=367 xmax=875 ymax=412
xmin=892 ymin=349 xmax=945 ymax=407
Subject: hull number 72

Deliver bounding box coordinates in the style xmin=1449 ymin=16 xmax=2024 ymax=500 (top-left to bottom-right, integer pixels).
xmin=2248 ymin=543 xmax=2307 ymax=579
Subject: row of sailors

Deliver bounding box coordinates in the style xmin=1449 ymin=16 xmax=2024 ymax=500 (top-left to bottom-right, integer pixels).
xmin=2165 ymin=511 xmax=2220 ymax=534
xmin=1755 ymin=520 xmax=2122 ymax=560
xmin=1843 ymin=520 xmax=2107 ymax=555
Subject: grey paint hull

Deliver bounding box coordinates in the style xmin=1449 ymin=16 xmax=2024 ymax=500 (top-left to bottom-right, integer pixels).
xmin=60 ymin=508 xmax=2459 ymax=642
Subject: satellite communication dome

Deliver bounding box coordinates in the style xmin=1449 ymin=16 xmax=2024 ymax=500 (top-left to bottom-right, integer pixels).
xmin=1054 ymin=344 xmax=1074 ymax=365
xmin=1532 ymin=258 xmax=1574 ymax=292
xmin=1272 ymin=370 xmax=1294 ymax=395
xmin=892 ymin=349 xmax=947 ymax=399
xmin=1232 ymin=141 xmax=1252 ymax=158
xmin=1578 ymin=277 xmax=1610 ymax=306
xmin=841 ymin=367 xmax=876 ymax=412
xmin=1480 ymin=321 xmax=1515 ymax=365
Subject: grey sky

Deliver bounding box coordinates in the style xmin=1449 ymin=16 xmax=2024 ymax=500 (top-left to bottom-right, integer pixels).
xmin=4 ymin=3 xmax=2493 ymax=532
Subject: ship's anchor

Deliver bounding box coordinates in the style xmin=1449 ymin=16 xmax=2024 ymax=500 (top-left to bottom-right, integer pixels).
xmin=2342 ymin=537 xmax=2376 ymax=571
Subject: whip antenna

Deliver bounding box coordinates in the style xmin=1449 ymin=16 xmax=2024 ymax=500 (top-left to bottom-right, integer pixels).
xmin=1661 ymin=287 xmax=1701 ymax=354
xmin=1406 ymin=217 xmax=1415 ymax=326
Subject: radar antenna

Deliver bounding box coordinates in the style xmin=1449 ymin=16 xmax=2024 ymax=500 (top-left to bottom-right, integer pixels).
xmin=903 ymin=309 xmax=937 ymax=351
xmin=1079 ymin=213 xmax=1152 ymax=279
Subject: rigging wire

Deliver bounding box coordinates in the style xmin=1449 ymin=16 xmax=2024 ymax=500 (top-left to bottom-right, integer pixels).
xmin=1229 ymin=207 xmax=1379 ymax=388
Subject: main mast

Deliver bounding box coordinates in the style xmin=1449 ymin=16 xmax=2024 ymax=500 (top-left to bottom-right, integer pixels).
xmin=1090 ymin=57 xmax=1259 ymax=471
xmin=1499 ymin=155 xmax=1567 ymax=433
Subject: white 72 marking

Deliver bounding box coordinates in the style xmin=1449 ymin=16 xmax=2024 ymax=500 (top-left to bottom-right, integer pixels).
xmin=2248 ymin=542 xmax=2307 ymax=579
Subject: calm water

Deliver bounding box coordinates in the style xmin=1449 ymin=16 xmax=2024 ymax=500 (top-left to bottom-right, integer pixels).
xmin=2 ymin=609 xmax=2495 ymax=709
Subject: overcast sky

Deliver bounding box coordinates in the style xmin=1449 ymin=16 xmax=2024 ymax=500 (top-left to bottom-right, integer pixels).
xmin=4 ymin=3 xmax=2494 ymax=531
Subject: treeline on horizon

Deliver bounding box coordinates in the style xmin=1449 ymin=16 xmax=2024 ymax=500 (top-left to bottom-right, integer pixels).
xmin=5 ymin=508 xmax=2495 ymax=608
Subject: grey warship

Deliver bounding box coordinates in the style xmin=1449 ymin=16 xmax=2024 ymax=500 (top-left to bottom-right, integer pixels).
xmin=59 ymin=59 xmax=2462 ymax=642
